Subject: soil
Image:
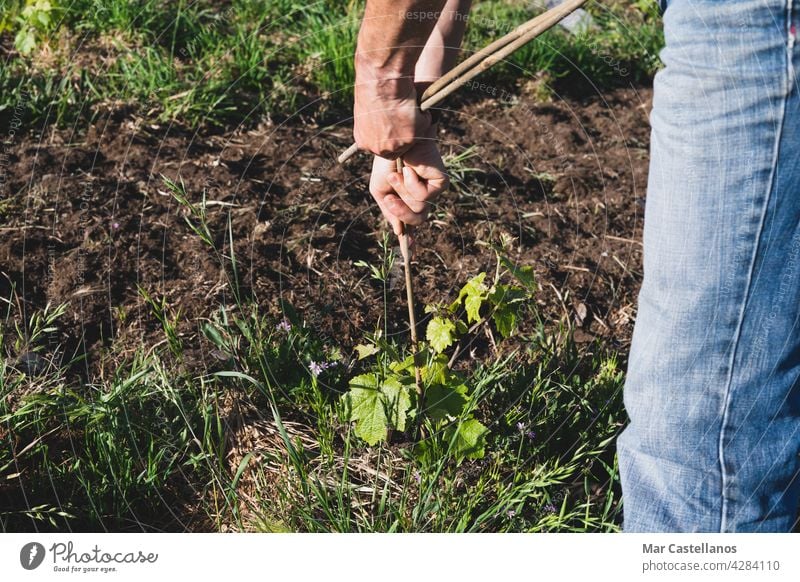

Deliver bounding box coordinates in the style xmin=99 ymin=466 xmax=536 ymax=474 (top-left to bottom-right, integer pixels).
xmin=0 ymin=84 xmax=651 ymax=373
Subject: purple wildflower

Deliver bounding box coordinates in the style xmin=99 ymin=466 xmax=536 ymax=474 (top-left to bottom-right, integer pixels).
xmin=276 ymin=319 xmax=292 ymax=332
xmin=526 ymin=430 xmax=537 ymax=441
xmin=112 ymin=222 xmax=120 ymax=230
xmin=544 ymin=503 xmax=557 ymax=514
xmin=309 ymin=360 xmax=336 ymax=377
xmin=506 ymin=509 xmax=517 ymax=518
xmin=516 ymin=421 xmax=526 ymax=433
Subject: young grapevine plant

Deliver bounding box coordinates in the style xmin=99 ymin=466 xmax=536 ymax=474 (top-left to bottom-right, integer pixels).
xmin=342 ymin=251 xmax=536 ymax=461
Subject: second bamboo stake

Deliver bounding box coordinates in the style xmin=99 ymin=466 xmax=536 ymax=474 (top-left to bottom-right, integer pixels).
xmin=396 ymin=158 xmax=423 ymax=402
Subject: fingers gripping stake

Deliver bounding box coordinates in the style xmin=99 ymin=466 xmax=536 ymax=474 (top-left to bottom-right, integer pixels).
xmin=396 ymin=158 xmax=424 ymax=402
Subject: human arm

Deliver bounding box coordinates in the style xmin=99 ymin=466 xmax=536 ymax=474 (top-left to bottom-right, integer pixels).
xmin=364 ymin=0 xmax=471 ymax=237
xmin=353 ymin=0 xmax=449 ymax=158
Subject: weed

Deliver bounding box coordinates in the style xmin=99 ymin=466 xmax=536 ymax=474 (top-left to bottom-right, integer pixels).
xmin=444 ymin=145 xmax=484 ymax=193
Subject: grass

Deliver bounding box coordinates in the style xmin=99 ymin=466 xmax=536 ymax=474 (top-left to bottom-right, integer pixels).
xmin=1 ymin=174 xmax=627 ymax=532
xmin=0 ymin=0 xmax=663 ymax=128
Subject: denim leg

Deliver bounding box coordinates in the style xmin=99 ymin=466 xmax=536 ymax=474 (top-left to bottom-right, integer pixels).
xmin=618 ymin=0 xmax=800 ymax=532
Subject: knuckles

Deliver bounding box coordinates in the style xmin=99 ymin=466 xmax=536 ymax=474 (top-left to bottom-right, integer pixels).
xmin=376 ymin=137 xmax=414 ymax=158
xmin=353 ymin=128 xmax=416 ymax=158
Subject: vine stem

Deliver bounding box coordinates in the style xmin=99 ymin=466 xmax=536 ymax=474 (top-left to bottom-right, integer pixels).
xmin=396 ymin=158 xmax=424 ymax=403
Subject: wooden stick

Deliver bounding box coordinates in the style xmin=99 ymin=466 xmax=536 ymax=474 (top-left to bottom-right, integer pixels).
xmin=396 ymin=158 xmax=423 ymax=400
xmin=419 ymin=0 xmax=589 ymax=111
xmin=337 ymin=0 xmax=589 ymax=163
xmin=419 ymin=0 xmax=589 ymax=103
xmin=338 ymin=142 xmax=359 ymax=165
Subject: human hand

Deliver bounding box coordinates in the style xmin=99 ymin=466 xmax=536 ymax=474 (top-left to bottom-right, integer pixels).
xmin=353 ymin=71 xmax=433 ymax=159
xmin=368 ymin=132 xmax=449 ymax=244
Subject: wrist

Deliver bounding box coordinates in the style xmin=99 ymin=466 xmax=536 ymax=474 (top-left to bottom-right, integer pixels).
xmin=355 ymin=62 xmax=418 ymax=102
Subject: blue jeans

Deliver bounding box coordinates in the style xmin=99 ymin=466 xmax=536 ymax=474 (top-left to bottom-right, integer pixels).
xmin=618 ymin=0 xmax=800 ymax=532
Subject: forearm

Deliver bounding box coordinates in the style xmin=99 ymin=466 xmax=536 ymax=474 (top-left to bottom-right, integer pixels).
xmin=356 ymin=0 xmax=449 ymax=82
xmin=415 ymin=0 xmax=472 ymax=83
xmin=353 ymin=0 xmax=461 ymax=157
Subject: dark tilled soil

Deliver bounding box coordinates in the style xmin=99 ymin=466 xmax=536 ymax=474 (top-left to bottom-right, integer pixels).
xmin=0 ymin=84 xmax=651 ymax=375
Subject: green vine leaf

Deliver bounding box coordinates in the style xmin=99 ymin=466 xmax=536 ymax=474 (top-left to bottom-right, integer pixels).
xmin=488 ymin=284 xmax=525 ymax=338
xmin=14 ymin=28 xmax=36 ymax=55
xmin=414 ymin=417 xmax=489 ymax=463
xmin=423 ymin=382 xmax=468 ymax=420
xmin=421 ymin=353 xmax=449 ymax=385
xmin=343 ymin=374 xmax=411 ymax=445
xmin=453 ymin=272 xmax=488 ymax=323
xmin=389 ymin=352 xmax=416 ymax=374
xmin=448 ymin=418 xmax=488 ymax=460
xmin=492 ymin=304 xmax=516 ymax=338
xmin=426 ymin=317 xmax=456 ymax=354
xmin=354 ymin=343 xmax=380 ymax=360
xmin=380 ymin=376 xmax=411 ymax=432
xmin=499 ymin=255 xmax=536 ymax=291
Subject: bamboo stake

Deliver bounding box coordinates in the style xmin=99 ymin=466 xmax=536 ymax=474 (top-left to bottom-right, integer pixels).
xmin=419 ymin=0 xmax=588 ymax=102
xmin=337 ymin=0 xmax=589 ymax=163
xmin=418 ymin=0 xmax=589 ymax=110
xmin=395 ymin=157 xmax=424 ymax=401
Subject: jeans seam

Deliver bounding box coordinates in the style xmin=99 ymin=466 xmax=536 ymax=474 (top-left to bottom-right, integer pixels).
xmin=789 ymin=0 xmax=797 ymax=87
xmin=717 ymin=0 xmax=795 ymax=532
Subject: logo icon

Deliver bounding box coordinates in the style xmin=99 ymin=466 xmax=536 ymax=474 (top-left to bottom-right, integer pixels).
xmin=20 ymin=542 xmax=46 ymax=570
